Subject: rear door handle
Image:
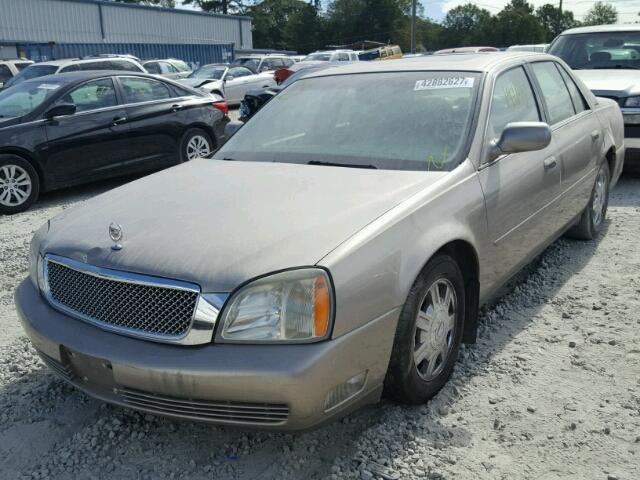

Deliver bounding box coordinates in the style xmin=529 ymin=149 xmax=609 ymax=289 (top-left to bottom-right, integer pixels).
xmin=591 ymin=130 xmax=601 ymax=141
xmin=544 ymin=156 xmax=557 ymax=170
xmin=171 ymin=104 xmax=182 ymax=112
xmin=112 ymin=117 xmax=127 ymax=126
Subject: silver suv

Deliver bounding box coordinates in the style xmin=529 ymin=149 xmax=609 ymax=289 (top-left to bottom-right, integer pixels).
xmin=3 ymin=55 xmax=146 ymax=89
xmin=0 ymin=59 xmax=34 ymax=88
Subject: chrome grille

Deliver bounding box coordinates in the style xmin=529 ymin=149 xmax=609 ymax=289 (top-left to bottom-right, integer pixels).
xmin=45 ymin=257 xmax=199 ymax=340
xmin=118 ymin=387 xmax=289 ymax=425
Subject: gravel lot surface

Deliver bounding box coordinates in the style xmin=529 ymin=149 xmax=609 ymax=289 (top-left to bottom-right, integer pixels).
xmin=0 ymin=168 xmax=638 ymax=480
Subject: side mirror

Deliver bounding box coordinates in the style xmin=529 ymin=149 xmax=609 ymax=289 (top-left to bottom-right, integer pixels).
xmin=225 ymin=120 xmax=244 ymax=138
xmin=224 ymin=75 xmax=234 ymax=82
xmin=44 ymin=103 xmax=76 ymax=120
xmin=489 ymin=122 xmax=551 ymax=161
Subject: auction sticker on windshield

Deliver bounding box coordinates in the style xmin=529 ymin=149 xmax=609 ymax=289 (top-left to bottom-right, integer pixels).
xmin=38 ymin=84 xmax=60 ymax=90
xmin=414 ymin=77 xmax=475 ymax=90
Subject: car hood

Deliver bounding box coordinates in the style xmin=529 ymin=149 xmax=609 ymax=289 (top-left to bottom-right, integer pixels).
xmin=42 ymin=159 xmax=446 ymax=292
xmin=179 ymin=78 xmax=222 ymax=89
xmin=574 ymin=69 xmax=640 ymax=97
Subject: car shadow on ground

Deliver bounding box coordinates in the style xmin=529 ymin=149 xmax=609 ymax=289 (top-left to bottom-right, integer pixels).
xmin=2 ymin=176 xmax=639 ymax=479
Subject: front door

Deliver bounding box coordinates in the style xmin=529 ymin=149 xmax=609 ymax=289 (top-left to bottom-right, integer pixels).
xmin=477 ymin=66 xmax=562 ymax=286
xmin=43 ymin=77 xmax=131 ymax=184
xmin=223 ymin=67 xmax=256 ymax=103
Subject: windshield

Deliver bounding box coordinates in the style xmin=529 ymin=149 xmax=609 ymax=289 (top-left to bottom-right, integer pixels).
xmin=549 ymin=32 xmax=640 ymax=69
xmin=4 ymin=65 xmax=58 ymax=88
xmin=188 ymin=65 xmax=226 ymax=80
xmin=231 ymin=58 xmax=260 ymax=71
xmin=215 ymin=71 xmax=480 ymax=171
xmin=0 ymin=80 xmax=62 ymax=118
xmin=303 ymin=53 xmax=332 ymax=62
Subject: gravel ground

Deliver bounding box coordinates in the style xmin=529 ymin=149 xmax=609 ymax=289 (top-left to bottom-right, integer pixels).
xmin=0 ymin=169 xmax=638 ymax=480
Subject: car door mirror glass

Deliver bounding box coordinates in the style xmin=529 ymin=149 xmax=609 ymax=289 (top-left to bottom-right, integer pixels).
xmin=44 ymin=103 xmax=77 ymax=119
xmin=490 ymin=122 xmax=551 ymax=161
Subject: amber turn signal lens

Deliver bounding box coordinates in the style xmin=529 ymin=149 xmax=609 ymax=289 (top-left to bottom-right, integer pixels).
xmin=314 ymin=275 xmax=331 ymax=337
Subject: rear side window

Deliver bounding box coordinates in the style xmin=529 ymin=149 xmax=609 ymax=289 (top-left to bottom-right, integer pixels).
xmin=0 ymin=65 xmax=11 ymax=83
xmin=558 ymin=65 xmax=589 ymax=114
xmin=80 ymin=61 xmax=109 ymax=71
xmin=111 ymin=60 xmax=143 ymax=72
xmin=120 ymin=77 xmax=172 ymax=103
xmin=57 ymin=78 xmax=118 ymax=113
xmin=59 ymin=64 xmax=80 ymax=73
xmin=489 ymin=67 xmax=540 ymax=137
xmin=530 ymin=61 xmax=576 ymax=125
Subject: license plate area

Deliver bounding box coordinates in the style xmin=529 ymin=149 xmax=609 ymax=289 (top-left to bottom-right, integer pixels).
xmin=61 ymin=347 xmax=116 ymax=393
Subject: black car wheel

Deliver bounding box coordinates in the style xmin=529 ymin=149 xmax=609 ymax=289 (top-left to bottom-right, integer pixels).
xmin=384 ymin=254 xmax=465 ymax=404
xmin=180 ymin=129 xmax=214 ymax=162
xmin=567 ymin=161 xmax=610 ymax=240
xmin=0 ymin=154 xmax=40 ymax=215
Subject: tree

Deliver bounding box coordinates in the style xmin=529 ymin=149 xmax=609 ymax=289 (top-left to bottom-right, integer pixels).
xmin=583 ymin=2 xmax=618 ymax=26
xmin=182 ymin=0 xmax=245 ymax=15
xmin=536 ymin=3 xmax=578 ymax=40
xmin=112 ymin=0 xmax=176 ymax=6
xmin=493 ymin=0 xmax=545 ymax=47
xmin=440 ymin=3 xmax=494 ymax=48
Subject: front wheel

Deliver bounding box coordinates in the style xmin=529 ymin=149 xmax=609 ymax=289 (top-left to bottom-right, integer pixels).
xmin=384 ymin=254 xmax=465 ymax=404
xmin=180 ymin=129 xmax=214 ymax=162
xmin=0 ymin=155 xmax=40 ymax=215
xmin=567 ymin=161 xmax=610 ymax=240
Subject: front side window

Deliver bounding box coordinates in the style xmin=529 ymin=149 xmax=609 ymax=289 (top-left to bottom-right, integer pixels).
xmin=0 ymin=80 xmax=63 ymax=118
xmin=489 ymin=67 xmax=540 ymax=138
xmin=189 ymin=65 xmax=226 ymax=80
xmin=144 ymin=62 xmax=161 ymax=74
xmin=337 ymin=53 xmax=350 ymax=61
xmin=56 ymin=78 xmax=118 ymax=113
xmin=549 ymin=31 xmax=640 ymax=70
xmin=160 ymin=62 xmax=178 ymax=74
xmin=0 ymin=65 xmax=11 ymax=83
xmin=530 ymin=61 xmax=576 ymax=125
xmin=227 ymin=67 xmax=252 ymax=78
xmin=215 ymin=71 xmax=481 ymax=171
xmin=120 ymin=77 xmax=172 ymax=103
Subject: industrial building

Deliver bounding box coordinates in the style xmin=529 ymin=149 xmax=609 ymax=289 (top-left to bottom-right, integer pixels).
xmin=0 ymin=0 xmax=253 ymax=66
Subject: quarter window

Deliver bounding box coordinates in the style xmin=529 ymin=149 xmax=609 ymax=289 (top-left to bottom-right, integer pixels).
xmin=530 ymin=61 xmax=576 ymax=125
xmin=489 ymin=67 xmax=540 ymax=137
xmin=57 ymin=78 xmax=118 ymax=113
xmin=120 ymin=77 xmax=172 ymax=103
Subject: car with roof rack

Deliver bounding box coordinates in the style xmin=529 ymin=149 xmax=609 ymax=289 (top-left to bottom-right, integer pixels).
xmin=142 ymin=59 xmax=192 ymax=80
xmin=0 ymin=59 xmax=34 ymax=89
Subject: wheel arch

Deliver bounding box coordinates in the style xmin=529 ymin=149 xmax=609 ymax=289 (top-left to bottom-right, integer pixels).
xmin=0 ymin=148 xmax=45 ymax=191
xmin=183 ymin=124 xmax=218 ymax=150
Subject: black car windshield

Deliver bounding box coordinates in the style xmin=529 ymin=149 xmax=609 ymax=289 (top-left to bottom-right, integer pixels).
xmin=215 ymin=71 xmax=480 ymax=171
xmin=4 ymin=65 xmax=58 ymax=88
xmin=189 ymin=66 xmax=226 ymax=79
xmin=549 ymin=31 xmax=640 ymax=69
xmin=0 ymin=80 xmax=63 ymax=118
xmin=303 ymin=53 xmax=332 ymax=62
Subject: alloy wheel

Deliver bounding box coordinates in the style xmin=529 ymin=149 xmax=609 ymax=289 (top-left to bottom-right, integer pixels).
xmin=0 ymin=164 xmax=32 ymax=207
xmin=413 ymin=278 xmax=457 ymax=381
xmin=186 ymin=135 xmax=211 ymax=160
xmin=592 ymin=167 xmax=607 ymax=227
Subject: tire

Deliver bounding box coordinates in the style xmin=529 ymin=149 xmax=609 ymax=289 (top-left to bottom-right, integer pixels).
xmin=567 ymin=161 xmax=610 ymax=240
xmin=384 ymin=254 xmax=465 ymax=404
xmin=180 ymin=128 xmax=214 ymax=163
xmin=0 ymin=154 xmax=40 ymax=215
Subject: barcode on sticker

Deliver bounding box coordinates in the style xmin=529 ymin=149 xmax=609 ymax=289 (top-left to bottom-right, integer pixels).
xmin=414 ymin=77 xmax=475 ymax=91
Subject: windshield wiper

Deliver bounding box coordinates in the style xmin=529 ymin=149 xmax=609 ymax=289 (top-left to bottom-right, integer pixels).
xmin=308 ymin=160 xmax=377 ymax=169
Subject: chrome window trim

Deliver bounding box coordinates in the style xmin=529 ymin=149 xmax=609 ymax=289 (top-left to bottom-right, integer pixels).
xmin=42 ymin=253 xmax=224 ymax=345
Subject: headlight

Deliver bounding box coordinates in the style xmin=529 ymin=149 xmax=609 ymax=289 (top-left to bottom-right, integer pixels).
xmin=219 ymin=268 xmax=333 ymax=343
xmin=624 ymin=96 xmax=640 ymax=107
xmin=28 ymin=221 xmax=49 ymax=290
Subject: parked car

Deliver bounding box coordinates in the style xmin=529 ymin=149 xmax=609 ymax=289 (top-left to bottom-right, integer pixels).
xmin=179 ymin=64 xmax=276 ymax=104
xmin=2 ymin=56 xmax=146 ymax=90
xmin=240 ymin=63 xmax=336 ymax=122
xmin=274 ymin=50 xmax=359 ymax=84
xmin=17 ymin=53 xmax=623 ymax=431
xmin=231 ymin=54 xmax=295 ymax=74
xmin=0 ymin=71 xmax=229 ymax=214
xmin=548 ymin=24 xmax=640 ymax=167
xmin=507 ymin=44 xmax=548 ymax=53
xmin=142 ymin=59 xmax=191 ymax=80
xmin=0 ymin=59 xmax=34 ymax=89
xmin=435 ymin=47 xmax=499 ymax=54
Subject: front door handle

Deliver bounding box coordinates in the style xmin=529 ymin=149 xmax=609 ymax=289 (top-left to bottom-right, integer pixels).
xmin=112 ymin=117 xmax=127 ymax=126
xmin=171 ymin=104 xmax=182 ymax=112
xmin=544 ymin=156 xmax=557 ymax=170
xmin=591 ymin=130 xmax=601 ymax=141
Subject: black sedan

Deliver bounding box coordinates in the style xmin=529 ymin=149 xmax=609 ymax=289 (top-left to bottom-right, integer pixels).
xmin=0 ymin=71 xmax=229 ymax=214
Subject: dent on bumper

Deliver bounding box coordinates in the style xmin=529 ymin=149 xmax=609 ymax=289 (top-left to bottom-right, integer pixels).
xmin=15 ymin=280 xmax=399 ymax=430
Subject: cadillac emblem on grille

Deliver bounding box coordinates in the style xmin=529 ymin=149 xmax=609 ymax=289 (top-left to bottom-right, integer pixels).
xmin=109 ymin=222 xmax=123 ymax=251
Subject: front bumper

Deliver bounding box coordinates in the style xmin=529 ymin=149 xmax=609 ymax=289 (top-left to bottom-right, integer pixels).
xmin=16 ymin=279 xmax=398 ymax=431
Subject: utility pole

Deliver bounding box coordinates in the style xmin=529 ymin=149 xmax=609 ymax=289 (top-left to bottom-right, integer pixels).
xmin=410 ymin=0 xmax=417 ymax=53
xmin=557 ymin=0 xmax=563 ymax=36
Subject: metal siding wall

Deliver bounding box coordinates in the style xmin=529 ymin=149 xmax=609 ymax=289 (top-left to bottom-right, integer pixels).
xmin=0 ymin=0 xmax=251 ymax=46
xmin=44 ymin=42 xmax=234 ymax=67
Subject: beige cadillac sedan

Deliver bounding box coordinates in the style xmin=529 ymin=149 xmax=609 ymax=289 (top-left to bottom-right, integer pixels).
xmin=16 ymin=53 xmax=624 ymax=430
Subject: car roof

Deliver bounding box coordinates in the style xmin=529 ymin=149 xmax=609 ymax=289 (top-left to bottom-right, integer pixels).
xmin=18 ymin=70 xmax=163 ymax=85
xmin=34 ymin=57 xmax=139 ymax=67
xmin=560 ymin=24 xmax=640 ymax=35
xmin=302 ymin=52 xmax=547 ymax=78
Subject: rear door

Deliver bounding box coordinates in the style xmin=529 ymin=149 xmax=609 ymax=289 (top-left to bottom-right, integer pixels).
xmin=528 ymin=60 xmax=602 ymax=223
xmin=477 ymin=65 xmax=562 ymax=284
xmin=43 ymin=77 xmax=131 ymax=183
xmin=117 ymin=75 xmax=183 ymax=166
